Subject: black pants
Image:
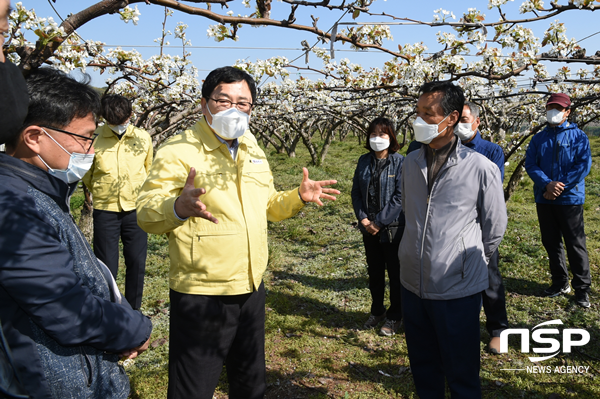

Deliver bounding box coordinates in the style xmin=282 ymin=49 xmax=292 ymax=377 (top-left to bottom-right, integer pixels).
xmin=536 ymin=204 xmax=591 ymax=292
xmin=93 ymin=209 xmax=147 ymax=310
xmin=168 ymin=284 xmax=266 ymax=399
xmin=482 ymin=249 xmax=508 ymax=337
xmin=402 ymin=286 xmax=482 ymax=399
xmin=362 ymin=231 xmax=402 ymax=321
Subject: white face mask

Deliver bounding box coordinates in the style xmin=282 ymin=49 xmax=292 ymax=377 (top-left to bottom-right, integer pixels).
xmin=108 ymin=122 xmax=129 ymax=135
xmin=412 ymin=115 xmax=449 ymax=144
xmin=206 ymin=106 xmax=249 ymax=140
xmin=547 ymin=109 xmax=565 ymax=125
xmin=369 ymin=136 xmax=390 ymax=152
xmin=454 ymin=122 xmax=475 ymax=141
xmin=38 ymin=129 xmax=95 ymax=184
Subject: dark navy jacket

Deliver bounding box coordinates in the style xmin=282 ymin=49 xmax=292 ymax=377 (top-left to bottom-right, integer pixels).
xmin=463 ymin=131 xmax=505 ymax=181
xmin=525 ymin=121 xmax=591 ymax=205
xmin=0 ymin=153 xmax=152 ymax=399
xmin=351 ymin=151 xmax=405 ymax=242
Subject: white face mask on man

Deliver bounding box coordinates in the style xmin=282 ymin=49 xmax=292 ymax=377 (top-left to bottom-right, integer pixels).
xmin=454 ymin=122 xmax=475 ymax=141
xmin=412 ymin=115 xmax=449 ymax=144
xmin=108 ymin=122 xmax=129 ymax=135
xmin=546 ymin=109 xmax=565 ymax=125
xmin=207 ymin=106 xmax=250 ymax=140
xmin=37 ymin=129 xmax=95 ymax=184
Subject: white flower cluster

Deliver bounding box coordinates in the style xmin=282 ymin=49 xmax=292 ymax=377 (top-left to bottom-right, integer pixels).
xmin=119 ymin=5 xmax=141 ymax=26
xmin=519 ymin=0 xmax=544 ymax=13
xmin=488 ymin=0 xmax=515 ymax=9
xmin=433 ymin=9 xmax=456 ymax=23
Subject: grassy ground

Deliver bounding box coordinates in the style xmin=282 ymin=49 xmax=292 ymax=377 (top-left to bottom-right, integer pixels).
xmin=72 ymin=135 xmax=600 ymax=398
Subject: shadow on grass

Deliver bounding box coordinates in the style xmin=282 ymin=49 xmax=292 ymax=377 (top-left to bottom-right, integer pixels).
xmin=272 ymin=270 xmax=368 ymax=293
xmin=266 ymin=290 xmax=367 ymax=330
xmin=504 ymin=276 xmax=547 ymax=296
xmin=481 ymin=367 xmax=599 ymax=399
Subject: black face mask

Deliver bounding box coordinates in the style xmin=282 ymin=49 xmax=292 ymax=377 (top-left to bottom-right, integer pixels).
xmin=0 ymin=60 xmax=29 ymax=145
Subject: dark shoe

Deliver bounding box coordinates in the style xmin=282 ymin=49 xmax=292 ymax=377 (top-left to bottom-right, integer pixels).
xmin=379 ymin=319 xmax=402 ymax=336
xmin=543 ymin=283 xmax=571 ymax=297
xmin=363 ymin=312 xmax=386 ymax=329
xmin=488 ymin=337 xmax=501 ymax=355
xmin=575 ymin=290 xmax=591 ymax=308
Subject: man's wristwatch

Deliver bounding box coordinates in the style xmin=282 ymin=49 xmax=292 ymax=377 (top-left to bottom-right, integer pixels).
xmin=298 ymin=188 xmax=309 ymax=205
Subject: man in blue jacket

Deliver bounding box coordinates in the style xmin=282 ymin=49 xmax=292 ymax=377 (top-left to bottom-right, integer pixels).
xmin=455 ymin=101 xmax=509 ymax=354
xmin=525 ymin=93 xmax=592 ymax=308
xmin=0 ymin=68 xmax=152 ymax=398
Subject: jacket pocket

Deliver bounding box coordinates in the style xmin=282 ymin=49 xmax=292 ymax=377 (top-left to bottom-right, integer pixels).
xmin=190 ymin=229 xmax=244 ymax=283
xmin=428 ymin=234 xmax=466 ymax=293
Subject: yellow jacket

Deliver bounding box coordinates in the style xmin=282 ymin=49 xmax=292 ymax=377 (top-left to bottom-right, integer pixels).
xmin=136 ymin=118 xmax=304 ymax=296
xmin=83 ymin=124 xmax=153 ymax=212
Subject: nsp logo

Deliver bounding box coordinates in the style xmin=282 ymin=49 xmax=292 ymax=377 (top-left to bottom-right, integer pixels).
xmin=499 ymin=320 xmax=590 ymax=362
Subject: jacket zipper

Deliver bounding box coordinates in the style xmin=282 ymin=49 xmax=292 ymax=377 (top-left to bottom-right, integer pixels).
xmin=419 ymin=190 xmax=433 ymax=298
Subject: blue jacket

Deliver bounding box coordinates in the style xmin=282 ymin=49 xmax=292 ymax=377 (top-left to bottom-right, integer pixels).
xmin=351 ymin=151 xmax=405 ymax=243
xmin=463 ymin=131 xmax=505 ymax=181
xmin=525 ymin=121 xmax=591 ymax=205
xmin=0 ymin=153 xmax=152 ymax=399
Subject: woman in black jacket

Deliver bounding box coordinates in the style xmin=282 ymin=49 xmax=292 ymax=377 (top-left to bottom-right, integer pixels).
xmin=351 ymin=117 xmax=405 ymax=336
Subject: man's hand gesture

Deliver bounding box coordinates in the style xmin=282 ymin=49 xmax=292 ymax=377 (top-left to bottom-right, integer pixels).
xmin=298 ymin=167 xmax=340 ymax=206
xmin=174 ymin=167 xmax=218 ymax=223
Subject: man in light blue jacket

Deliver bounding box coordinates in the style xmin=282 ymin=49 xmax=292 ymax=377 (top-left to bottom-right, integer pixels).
xmin=400 ymin=81 xmax=507 ymax=398
xmin=525 ymin=93 xmax=592 ymax=308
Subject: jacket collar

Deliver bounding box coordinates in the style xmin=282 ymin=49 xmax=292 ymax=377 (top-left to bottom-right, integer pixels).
xmin=463 ymin=130 xmax=482 ymax=148
xmin=0 ymin=152 xmax=75 ymax=213
xmin=415 ymin=136 xmax=468 ymax=171
xmin=547 ymin=120 xmax=575 ymax=134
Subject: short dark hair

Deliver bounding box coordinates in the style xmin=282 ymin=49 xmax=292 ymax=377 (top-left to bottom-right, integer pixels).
xmin=365 ymin=117 xmax=400 ymax=153
xmin=202 ymin=66 xmax=257 ymax=104
xmin=101 ymin=94 xmax=132 ymax=125
xmin=6 ymin=68 xmax=100 ymax=149
xmin=420 ymin=81 xmax=465 ymax=126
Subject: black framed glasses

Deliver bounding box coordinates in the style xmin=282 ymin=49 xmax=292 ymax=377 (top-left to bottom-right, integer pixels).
xmin=42 ymin=126 xmax=98 ymax=152
xmin=209 ymin=98 xmax=253 ymax=113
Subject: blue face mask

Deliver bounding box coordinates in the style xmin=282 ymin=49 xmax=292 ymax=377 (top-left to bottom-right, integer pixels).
xmin=37 ymin=129 xmax=95 ymax=184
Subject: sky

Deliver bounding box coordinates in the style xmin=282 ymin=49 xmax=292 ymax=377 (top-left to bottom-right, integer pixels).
xmin=24 ymin=0 xmax=600 ymax=88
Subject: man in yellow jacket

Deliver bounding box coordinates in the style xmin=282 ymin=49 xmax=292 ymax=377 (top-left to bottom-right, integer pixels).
xmin=83 ymin=94 xmax=153 ymax=310
xmin=137 ymin=66 xmax=339 ymax=399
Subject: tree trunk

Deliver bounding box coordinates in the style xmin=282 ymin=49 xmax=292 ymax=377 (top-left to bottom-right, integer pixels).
xmin=298 ymin=128 xmax=318 ymax=165
xmin=504 ymin=157 xmax=526 ymax=202
xmin=78 ymin=184 xmax=94 ymax=244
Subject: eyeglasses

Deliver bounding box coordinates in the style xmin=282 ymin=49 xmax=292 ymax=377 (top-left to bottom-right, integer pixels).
xmin=42 ymin=126 xmax=98 ymax=152
xmin=209 ymin=98 xmax=253 ymax=113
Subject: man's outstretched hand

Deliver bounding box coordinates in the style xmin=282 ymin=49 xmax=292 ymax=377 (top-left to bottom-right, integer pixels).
xmin=298 ymin=167 xmax=340 ymax=206
xmin=174 ymin=167 xmax=218 ymax=223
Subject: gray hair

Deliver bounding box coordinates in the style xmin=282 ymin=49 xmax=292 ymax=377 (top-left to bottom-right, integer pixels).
xmin=464 ymin=101 xmax=480 ymax=118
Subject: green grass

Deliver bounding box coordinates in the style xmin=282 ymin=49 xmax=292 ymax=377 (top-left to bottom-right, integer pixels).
xmin=71 ymin=136 xmax=600 ymax=398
